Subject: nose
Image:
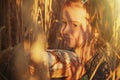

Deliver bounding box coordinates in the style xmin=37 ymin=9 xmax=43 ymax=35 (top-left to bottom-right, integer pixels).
xmin=60 ymin=23 xmax=70 ymax=36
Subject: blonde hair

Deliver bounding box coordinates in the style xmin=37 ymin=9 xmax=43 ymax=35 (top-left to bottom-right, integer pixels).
xmin=62 ymin=0 xmax=100 ymax=57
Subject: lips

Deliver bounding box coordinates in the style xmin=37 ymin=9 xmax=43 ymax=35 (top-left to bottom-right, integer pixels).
xmin=63 ymin=36 xmax=71 ymax=42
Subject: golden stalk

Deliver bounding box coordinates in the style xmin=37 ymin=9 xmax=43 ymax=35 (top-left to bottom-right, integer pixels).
xmin=89 ymin=57 xmax=104 ymax=80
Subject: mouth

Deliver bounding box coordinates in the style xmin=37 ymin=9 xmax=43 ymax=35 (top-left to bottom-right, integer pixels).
xmin=63 ymin=35 xmax=69 ymax=39
xmin=63 ymin=36 xmax=71 ymax=42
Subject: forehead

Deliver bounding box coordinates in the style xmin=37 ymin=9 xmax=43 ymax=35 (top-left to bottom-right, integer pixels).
xmin=62 ymin=6 xmax=89 ymax=22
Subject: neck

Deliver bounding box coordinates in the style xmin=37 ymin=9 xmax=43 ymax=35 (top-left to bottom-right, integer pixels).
xmin=75 ymin=45 xmax=93 ymax=64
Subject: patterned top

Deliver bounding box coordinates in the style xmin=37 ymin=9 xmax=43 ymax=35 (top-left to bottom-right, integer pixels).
xmin=47 ymin=49 xmax=81 ymax=79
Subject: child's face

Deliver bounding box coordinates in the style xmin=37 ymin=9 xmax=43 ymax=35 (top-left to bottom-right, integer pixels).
xmin=61 ymin=6 xmax=92 ymax=49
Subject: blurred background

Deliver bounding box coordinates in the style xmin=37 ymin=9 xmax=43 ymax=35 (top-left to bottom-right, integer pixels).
xmin=0 ymin=0 xmax=120 ymax=79
xmin=0 ymin=0 xmax=120 ymax=51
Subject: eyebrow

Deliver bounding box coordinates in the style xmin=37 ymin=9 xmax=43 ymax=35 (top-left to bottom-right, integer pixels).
xmin=71 ymin=21 xmax=81 ymax=23
xmin=62 ymin=18 xmax=81 ymax=23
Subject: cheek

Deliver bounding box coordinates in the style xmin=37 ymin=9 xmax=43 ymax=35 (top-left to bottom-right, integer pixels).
xmin=73 ymin=31 xmax=83 ymax=45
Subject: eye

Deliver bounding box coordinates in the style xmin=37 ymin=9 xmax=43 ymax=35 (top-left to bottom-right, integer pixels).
xmin=72 ymin=23 xmax=78 ymax=27
xmin=61 ymin=20 xmax=67 ymax=26
xmin=71 ymin=21 xmax=82 ymax=28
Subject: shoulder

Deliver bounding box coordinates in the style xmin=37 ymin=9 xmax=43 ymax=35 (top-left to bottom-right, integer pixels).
xmin=47 ymin=49 xmax=80 ymax=65
xmin=47 ymin=49 xmax=81 ymax=78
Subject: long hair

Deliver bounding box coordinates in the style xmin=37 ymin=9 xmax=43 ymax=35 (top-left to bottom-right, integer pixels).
xmin=62 ymin=0 xmax=98 ymax=57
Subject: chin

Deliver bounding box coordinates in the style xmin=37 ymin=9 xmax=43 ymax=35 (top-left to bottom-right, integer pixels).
xmin=66 ymin=43 xmax=75 ymax=49
xmin=64 ymin=40 xmax=75 ymax=48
